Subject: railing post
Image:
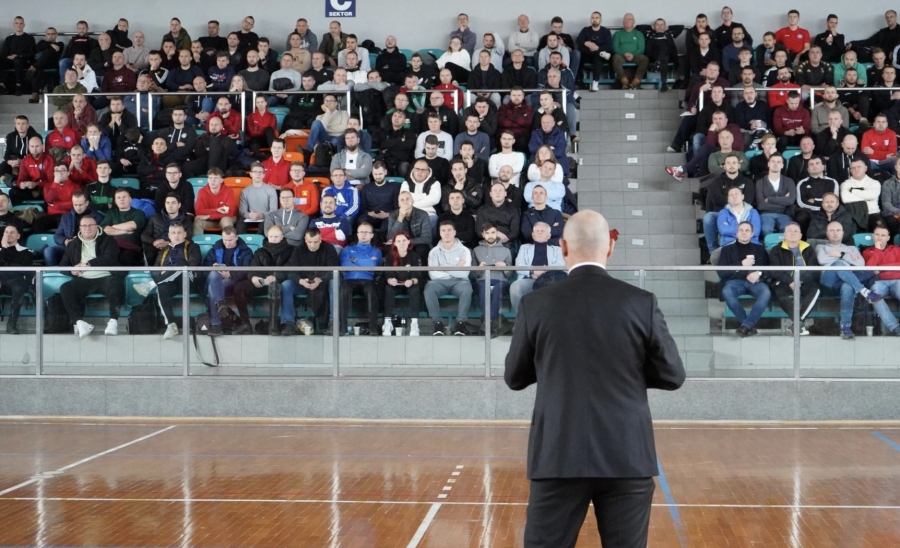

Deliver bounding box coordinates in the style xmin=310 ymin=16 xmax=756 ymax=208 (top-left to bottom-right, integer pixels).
xmin=345 ymin=90 xmax=352 ymax=116
xmin=35 ymin=270 xmax=43 ymax=376
xmin=43 ymin=99 xmax=49 ymax=132
xmin=483 ymin=268 xmax=491 ymax=378
xmin=332 ymin=269 xmax=340 ymax=377
xmin=793 ymin=268 xmax=801 ymax=380
xmin=148 ymin=93 xmax=154 ymax=131
xmin=134 ymin=92 xmax=141 ymax=127
xmin=241 ymin=93 xmax=246 ymax=133
xmin=638 ymin=269 xmax=646 ymax=290
xmin=182 ymin=268 xmax=190 ymax=377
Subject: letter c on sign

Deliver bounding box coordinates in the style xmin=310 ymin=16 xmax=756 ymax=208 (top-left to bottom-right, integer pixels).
xmin=331 ymin=0 xmax=353 ymax=9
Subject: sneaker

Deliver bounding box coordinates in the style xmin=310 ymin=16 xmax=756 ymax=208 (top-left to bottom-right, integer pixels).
xmin=208 ymin=324 xmax=223 ymax=337
xmin=892 ymin=327 xmax=900 ymax=337
xmin=665 ymin=166 xmax=684 ymax=182
xmin=132 ymin=281 xmax=156 ymax=297
xmin=660 ymin=83 xmax=669 ymax=92
xmin=28 ymin=93 xmax=39 ymax=104
xmin=866 ymin=291 xmax=883 ymax=304
xmin=736 ymin=325 xmax=751 ymax=338
xmin=785 ymin=324 xmax=810 ymax=336
xmin=104 ymin=319 xmax=118 ymax=336
xmin=382 ymin=318 xmax=394 ymax=337
xmin=432 ymin=320 xmax=445 ymax=336
xmin=409 ymin=319 xmax=420 ymax=337
xmin=6 ymin=322 xmax=19 ymax=335
xmin=163 ymin=322 xmax=179 ymax=340
xmin=666 ymin=146 xmax=678 ymax=152
xmin=281 ymin=323 xmax=295 ymax=337
xmin=840 ymin=326 xmax=855 ymax=340
xmin=590 ymin=80 xmax=599 ymax=92
xmin=75 ymin=320 xmax=94 ymax=339
xmin=453 ymin=321 xmax=469 ymax=336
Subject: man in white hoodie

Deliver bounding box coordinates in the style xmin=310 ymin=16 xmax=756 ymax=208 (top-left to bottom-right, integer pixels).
xmin=425 ymin=220 xmax=473 ymax=336
xmin=840 ymin=158 xmax=882 ymax=231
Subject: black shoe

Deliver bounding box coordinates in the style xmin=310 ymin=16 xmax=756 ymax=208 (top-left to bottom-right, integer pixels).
xmin=6 ymin=322 xmax=19 ymax=335
xmin=208 ymin=324 xmax=223 ymax=337
xmin=432 ymin=320 xmax=445 ymax=336
xmin=735 ymin=325 xmax=750 ymax=338
xmin=215 ymin=299 xmax=229 ymax=317
xmin=281 ymin=323 xmax=295 ymax=337
xmin=232 ymin=322 xmax=252 ymax=335
xmin=660 ymin=83 xmax=669 ymax=92
xmin=453 ymin=321 xmax=469 ymax=336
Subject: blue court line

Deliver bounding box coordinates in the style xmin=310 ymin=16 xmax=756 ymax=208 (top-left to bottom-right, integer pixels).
xmin=657 ymin=458 xmax=688 ymax=548
xmin=872 ymin=431 xmax=900 ymax=453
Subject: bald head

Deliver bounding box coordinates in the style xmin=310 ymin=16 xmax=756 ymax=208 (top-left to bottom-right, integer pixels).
xmin=560 ymin=211 xmax=613 ymax=267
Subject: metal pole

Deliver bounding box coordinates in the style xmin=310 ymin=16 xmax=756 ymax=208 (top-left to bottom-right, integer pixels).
xmin=134 ymin=92 xmax=141 ymax=127
xmin=332 ymin=269 xmax=340 ymax=377
xmin=345 ymin=90 xmax=352 ymax=116
xmin=148 ymin=92 xmax=154 ymax=131
xmin=638 ymin=269 xmax=646 ymax=290
xmin=793 ymin=268 xmax=801 ymax=380
xmin=465 ymin=89 xmax=471 ymax=109
xmin=483 ymin=268 xmax=491 ymax=378
xmin=43 ymin=99 xmax=49 ymax=132
xmin=34 ymin=271 xmax=43 ymax=376
xmin=241 ymin=92 xmax=246 ymax=133
xmin=182 ymin=269 xmax=190 ymax=377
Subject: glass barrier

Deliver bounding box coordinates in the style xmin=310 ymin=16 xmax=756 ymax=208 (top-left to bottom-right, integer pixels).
xmin=3 ymin=261 xmax=898 ymax=380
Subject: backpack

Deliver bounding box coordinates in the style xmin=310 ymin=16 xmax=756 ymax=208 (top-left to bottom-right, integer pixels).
xmin=191 ymin=313 xmax=220 ymax=367
xmin=128 ymin=296 xmax=162 ymax=334
xmin=313 ymin=141 xmax=335 ymax=168
xmin=43 ymin=293 xmax=70 ymax=334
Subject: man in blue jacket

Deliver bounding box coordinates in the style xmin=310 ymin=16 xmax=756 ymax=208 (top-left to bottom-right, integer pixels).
xmin=45 ymin=191 xmax=105 ymax=266
xmin=322 ymin=168 xmax=360 ymax=220
xmin=529 ymin=114 xmax=570 ymax=175
xmin=338 ymin=222 xmax=382 ymax=335
xmin=201 ymin=226 xmax=253 ymax=335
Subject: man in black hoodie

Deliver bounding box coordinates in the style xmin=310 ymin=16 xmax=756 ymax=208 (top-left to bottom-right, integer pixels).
xmin=646 ymin=18 xmax=679 ymax=92
xmin=0 ymin=16 xmax=35 ymax=95
xmin=717 ymin=221 xmax=770 ymax=337
xmin=233 ymin=225 xmax=295 ymax=335
xmin=795 ymin=157 xmax=840 ymax=235
xmin=153 ymin=163 xmax=195 ymax=217
xmin=0 ymin=224 xmax=33 ymax=334
xmin=141 ymin=193 xmax=191 ymax=265
xmin=375 ymin=35 xmax=408 ymax=86
xmin=280 ymin=227 xmax=338 ymax=335
xmin=152 ymin=108 xmax=197 ymax=165
xmin=60 ymin=21 xmax=98 ymax=81
xmin=377 ymin=110 xmax=416 ymax=178
xmin=703 ymin=154 xmax=755 ymax=255
xmin=0 ymin=115 xmax=39 ymax=183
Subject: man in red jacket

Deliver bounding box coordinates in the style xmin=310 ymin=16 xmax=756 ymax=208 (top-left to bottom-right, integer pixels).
xmin=65 ymin=145 xmax=97 ymax=188
xmin=193 ymin=168 xmax=237 ymax=235
xmin=768 ymin=67 xmax=801 ymax=109
xmin=861 ymin=114 xmax=898 ymax=175
xmin=863 ymin=223 xmax=900 ymax=336
xmin=773 ymin=92 xmax=811 ymax=151
xmin=32 ymin=163 xmax=79 ymax=232
xmin=45 ymin=110 xmax=81 ymax=151
xmin=262 ymin=139 xmax=291 ymax=187
xmin=497 ymin=87 xmax=534 ymax=153
xmin=206 ymin=96 xmax=241 ymax=140
xmin=11 ymin=136 xmax=53 ymax=205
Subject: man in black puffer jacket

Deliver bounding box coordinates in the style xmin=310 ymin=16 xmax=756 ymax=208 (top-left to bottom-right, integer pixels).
xmin=233 ymin=225 xmax=295 ymax=335
xmin=0 ymin=224 xmax=33 ymax=334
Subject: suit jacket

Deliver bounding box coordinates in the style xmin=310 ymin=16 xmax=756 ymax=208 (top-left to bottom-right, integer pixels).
xmin=505 ymin=265 xmax=685 ymax=479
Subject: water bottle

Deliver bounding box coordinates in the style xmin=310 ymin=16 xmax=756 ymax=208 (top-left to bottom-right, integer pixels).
xmin=401 ymin=317 xmax=407 ymax=336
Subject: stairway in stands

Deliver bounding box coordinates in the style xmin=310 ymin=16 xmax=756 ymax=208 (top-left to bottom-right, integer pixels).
xmin=576 ymin=89 xmax=713 ymax=363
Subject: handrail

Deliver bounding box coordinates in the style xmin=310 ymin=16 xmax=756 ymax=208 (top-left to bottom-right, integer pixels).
xmin=146 ymin=91 xmax=247 ymax=132
xmin=43 ymin=92 xmax=141 ymax=132
xmin=463 ymin=88 xmax=546 ymax=109
xmin=700 ymin=86 xmax=900 ymax=111
xmin=252 ymin=89 xmax=353 ymax=119
xmin=27 ymin=265 xmax=900 ymax=273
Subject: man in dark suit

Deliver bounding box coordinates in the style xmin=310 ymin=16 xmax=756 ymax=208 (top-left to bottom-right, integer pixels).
xmin=505 ymin=210 xmax=685 ymax=548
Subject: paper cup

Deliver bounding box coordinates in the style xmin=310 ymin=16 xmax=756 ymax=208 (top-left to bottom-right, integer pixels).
xmin=396 ymin=327 xmax=404 ymax=336
xmin=353 ymin=326 xmax=361 ymax=336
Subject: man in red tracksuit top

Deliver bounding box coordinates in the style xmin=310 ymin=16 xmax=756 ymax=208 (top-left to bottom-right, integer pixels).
xmin=862 ymin=224 xmax=900 ymax=336
xmin=45 ymin=111 xmax=81 ymax=151
xmin=12 ymin=136 xmax=54 ymax=205
xmin=193 ymin=168 xmax=238 ymax=234
xmin=860 ymin=114 xmax=899 ymax=175
xmin=773 ymin=93 xmax=811 ymax=151
xmin=34 ymin=163 xmax=80 ymax=232
xmin=262 ymin=139 xmax=291 ymax=187
xmin=206 ymin=96 xmax=242 ymax=140
xmin=497 ymin=87 xmax=534 ymax=153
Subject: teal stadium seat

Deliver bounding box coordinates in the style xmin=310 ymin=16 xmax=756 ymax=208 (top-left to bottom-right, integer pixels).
xmin=111 ymin=178 xmax=140 ymax=190
xmin=853 ymin=233 xmax=874 ymax=248
xmin=764 ymin=233 xmax=785 ymax=250
xmin=240 ymin=234 xmax=264 ymax=251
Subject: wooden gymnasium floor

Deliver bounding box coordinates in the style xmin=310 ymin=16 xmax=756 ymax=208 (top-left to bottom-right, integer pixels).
xmin=2 ymin=420 xmax=900 ymax=547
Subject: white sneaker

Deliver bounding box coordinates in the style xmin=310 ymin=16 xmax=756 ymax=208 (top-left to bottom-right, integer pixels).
xmin=104 ymin=319 xmax=118 ymax=336
xmin=163 ymin=322 xmax=179 ymax=340
xmin=382 ymin=318 xmax=394 ymax=337
xmin=132 ymin=281 xmax=156 ymax=297
xmin=590 ymin=80 xmax=599 ymax=92
xmin=75 ymin=320 xmax=94 ymax=339
xmin=409 ymin=319 xmax=420 ymax=337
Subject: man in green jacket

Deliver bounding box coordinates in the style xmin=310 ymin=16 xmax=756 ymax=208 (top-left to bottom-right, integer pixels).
xmin=612 ymin=13 xmax=649 ymax=90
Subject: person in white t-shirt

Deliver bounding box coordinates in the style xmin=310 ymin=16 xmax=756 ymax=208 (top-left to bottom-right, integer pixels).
xmin=488 ymin=131 xmax=526 ymax=186
xmin=415 ymin=112 xmax=454 ymax=160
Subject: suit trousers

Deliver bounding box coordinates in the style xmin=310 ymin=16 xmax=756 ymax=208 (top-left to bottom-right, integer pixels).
xmin=524 ymin=477 xmax=655 ymax=548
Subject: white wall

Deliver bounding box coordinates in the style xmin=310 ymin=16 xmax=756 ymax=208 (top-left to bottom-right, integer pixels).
xmin=7 ymin=1 xmax=899 ymax=52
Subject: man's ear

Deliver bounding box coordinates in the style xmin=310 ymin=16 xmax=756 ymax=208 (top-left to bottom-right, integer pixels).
xmin=607 ymin=238 xmax=615 ymax=259
xmin=560 ymin=238 xmax=568 ymax=258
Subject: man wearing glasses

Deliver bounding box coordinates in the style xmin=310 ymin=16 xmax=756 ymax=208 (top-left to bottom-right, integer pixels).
xmin=338 ymin=222 xmax=382 ymax=335
xmin=58 ymin=216 xmax=123 ymax=339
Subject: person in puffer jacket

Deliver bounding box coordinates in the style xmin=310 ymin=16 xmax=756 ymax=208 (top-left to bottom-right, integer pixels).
xmin=716 ymin=186 xmax=761 ymax=247
xmin=339 ymin=221 xmax=383 ymax=334
xmin=232 ymin=225 xmax=295 ymax=335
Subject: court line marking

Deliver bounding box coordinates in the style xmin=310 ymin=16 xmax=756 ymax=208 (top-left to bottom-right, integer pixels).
xmin=873 ymin=431 xmax=900 ymax=453
xmin=656 ymin=459 xmax=687 ymax=547
xmin=0 ymin=426 xmax=176 ymax=497
xmin=405 ymin=503 xmax=442 ymax=548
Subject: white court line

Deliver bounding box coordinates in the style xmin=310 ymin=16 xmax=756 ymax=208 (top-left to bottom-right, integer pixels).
xmin=405 ymin=502 xmax=442 ymax=548
xmin=0 ymin=426 xmax=176 ymax=497
xmin=4 ymin=497 xmax=900 ymax=511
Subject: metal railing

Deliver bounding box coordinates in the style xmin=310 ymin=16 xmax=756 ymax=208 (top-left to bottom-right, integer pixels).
xmin=146 ymin=91 xmax=246 ymax=132
xmin=699 ymin=86 xmax=900 ymax=111
xmin=2 ymin=263 xmax=899 ymax=380
xmin=252 ymin=89 xmax=353 ymax=117
xmin=43 ymin=92 xmax=141 ymax=131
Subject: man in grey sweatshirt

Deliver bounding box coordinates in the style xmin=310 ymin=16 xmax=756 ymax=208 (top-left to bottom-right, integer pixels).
xmin=472 ymin=222 xmax=513 ymax=333
xmin=237 ymin=162 xmax=278 ymax=234
xmin=264 ymin=188 xmax=310 ymax=246
xmin=425 ymin=220 xmax=473 ymax=336
xmin=816 ymin=220 xmax=883 ymax=339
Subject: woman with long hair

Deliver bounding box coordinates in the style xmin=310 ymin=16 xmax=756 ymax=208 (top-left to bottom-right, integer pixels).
xmin=227 ymin=74 xmax=250 ymax=112
xmin=527 ymin=145 xmax=565 ymax=182
xmin=380 ymin=231 xmax=422 ymax=336
xmin=436 ymin=37 xmax=471 ymax=85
